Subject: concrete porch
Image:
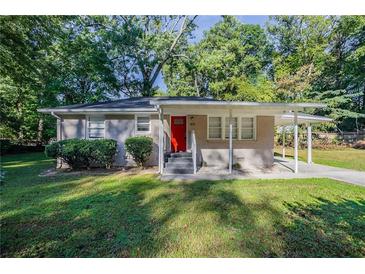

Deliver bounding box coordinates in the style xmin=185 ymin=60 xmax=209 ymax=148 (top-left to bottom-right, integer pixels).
xmin=161 ymin=156 xmax=365 ymax=187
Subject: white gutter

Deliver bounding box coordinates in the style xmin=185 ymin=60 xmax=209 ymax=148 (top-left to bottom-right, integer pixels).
xmin=280 ymin=113 xmax=332 ymax=122
xmin=150 ymin=100 xmax=326 ymax=109
xmin=50 ymin=111 xmax=61 ymax=120
xmin=38 ymin=108 xmax=157 ymax=113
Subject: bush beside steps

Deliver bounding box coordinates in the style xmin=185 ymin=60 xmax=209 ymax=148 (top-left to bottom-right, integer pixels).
xmin=125 ymin=136 xmax=153 ymax=167
xmin=45 ymin=139 xmax=117 ymax=170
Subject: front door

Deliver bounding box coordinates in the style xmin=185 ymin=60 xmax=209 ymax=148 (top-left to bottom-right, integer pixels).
xmin=171 ymin=116 xmax=187 ymax=152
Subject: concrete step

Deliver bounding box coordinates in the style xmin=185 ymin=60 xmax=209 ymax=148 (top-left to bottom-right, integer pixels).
xmin=165 ymin=162 xmax=194 ymax=169
xmin=167 ymin=157 xmax=193 ymax=164
xmin=170 ymin=152 xmax=192 ymax=158
xmin=164 ymin=167 xmax=194 ymax=174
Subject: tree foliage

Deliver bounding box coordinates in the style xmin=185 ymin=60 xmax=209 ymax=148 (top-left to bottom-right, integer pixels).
xmin=1 ymin=15 xmax=364 ymax=143
xmin=164 ymin=16 xmax=274 ymax=101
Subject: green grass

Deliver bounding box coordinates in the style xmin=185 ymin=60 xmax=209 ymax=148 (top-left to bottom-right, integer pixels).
xmin=274 ymin=147 xmax=365 ymax=171
xmin=1 ymin=152 xmax=364 ymax=257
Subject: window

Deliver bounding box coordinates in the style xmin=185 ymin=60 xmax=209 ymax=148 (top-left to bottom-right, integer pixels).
xmin=136 ymin=115 xmax=150 ymax=133
xmin=88 ymin=116 xmax=105 ymax=139
xmin=208 ymin=117 xmax=222 ymax=139
xmin=241 ymin=117 xmax=255 ymax=140
xmin=225 ymin=117 xmax=238 ymax=139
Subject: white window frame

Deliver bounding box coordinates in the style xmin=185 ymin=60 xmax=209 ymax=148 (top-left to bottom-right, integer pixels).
xmin=207 ymin=115 xmax=257 ymax=141
xmin=239 ymin=116 xmax=256 ymax=140
xmin=135 ymin=115 xmax=151 ymax=134
xmin=87 ymin=115 xmax=105 ymax=139
xmin=224 ymin=117 xmax=238 ymax=140
xmin=207 ymin=116 xmax=223 ymax=140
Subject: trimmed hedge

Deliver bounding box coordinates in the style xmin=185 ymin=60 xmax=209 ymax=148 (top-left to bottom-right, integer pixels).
xmin=45 ymin=139 xmax=118 ymax=169
xmin=125 ymin=136 xmax=153 ymax=167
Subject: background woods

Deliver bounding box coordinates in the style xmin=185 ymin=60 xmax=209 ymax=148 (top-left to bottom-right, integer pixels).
xmin=1 ymin=15 xmax=364 ymax=143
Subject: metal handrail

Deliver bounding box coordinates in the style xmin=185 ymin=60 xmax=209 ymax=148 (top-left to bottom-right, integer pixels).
xmin=191 ymin=130 xmax=197 ymax=174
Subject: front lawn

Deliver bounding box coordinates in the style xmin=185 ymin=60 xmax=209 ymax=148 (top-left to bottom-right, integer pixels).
xmin=1 ymin=153 xmax=364 ymax=257
xmin=274 ymin=147 xmax=365 ymax=171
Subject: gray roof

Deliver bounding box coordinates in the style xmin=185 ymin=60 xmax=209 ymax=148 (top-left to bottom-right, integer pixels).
xmin=38 ymin=96 xmax=326 ymax=114
xmin=38 ymin=96 xmax=220 ymax=113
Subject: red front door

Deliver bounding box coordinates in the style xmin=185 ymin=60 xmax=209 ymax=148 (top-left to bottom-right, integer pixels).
xmin=171 ymin=116 xmax=187 ymax=152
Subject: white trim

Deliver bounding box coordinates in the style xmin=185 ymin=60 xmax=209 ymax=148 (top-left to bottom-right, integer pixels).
xmin=170 ymin=115 xmax=188 ymax=152
xmin=85 ymin=114 xmax=89 ymax=139
xmin=207 ymin=115 xmax=223 ymax=140
xmin=151 ymin=99 xmax=325 ymax=109
xmin=207 ymin=115 xmax=257 ymax=141
xmin=158 ymin=108 xmax=164 ymax=174
xmin=294 ymin=111 xmax=299 ymax=173
xmin=240 ymin=116 xmax=256 ymax=141
xmin=135 ymin=114 xmax=151 ymax=135
xmin=87 ymin=115 xmax=105 ymax=139
xmin=224 ymin=116 xmax=238 ymax=140
xmin=38 ymin=108 xmax=156 ymax=113
xmin=307 ymin=124 xmax=312 ymax=165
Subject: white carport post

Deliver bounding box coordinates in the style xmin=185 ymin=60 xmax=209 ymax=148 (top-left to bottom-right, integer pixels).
xmin=307 ymin=123 xmax=312 ymax=164
xmin=228 ymin=109 xmax=233 ymax=174
xmin=293 ymin=111 xmax=299 ymax=173
xmin=282 ymin=126 xmax=286 ymax=159
xmin=158 ymin=107 xmax=164 ymax=174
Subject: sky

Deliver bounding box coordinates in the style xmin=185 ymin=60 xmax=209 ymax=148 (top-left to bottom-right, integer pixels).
xmin=156 ymin=15 xmax=269 ymax=91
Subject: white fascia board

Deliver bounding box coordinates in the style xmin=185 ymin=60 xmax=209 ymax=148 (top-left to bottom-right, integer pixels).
xmin=38 ymin=108 xmax=158 ymax=114
xmin=280 ymin=114 xmax=332 ymax=122
xmin=150 ymin=100 xmax=326 ymax=109
xmin=275 ymin=113 xmax=333 ymax=125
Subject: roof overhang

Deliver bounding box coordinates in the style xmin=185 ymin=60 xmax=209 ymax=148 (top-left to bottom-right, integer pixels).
xmin=38 ymin=99 xmax=326 ymax=116
xmin=38 ymin=108 xmax=157 ymax=114
xmin=275 ymin=112 xmax=333 ymax=126
xmin=151 ymin=100 xmax=326 ymax=115
xmin=151 ymin=99 xmax=324 ymax=108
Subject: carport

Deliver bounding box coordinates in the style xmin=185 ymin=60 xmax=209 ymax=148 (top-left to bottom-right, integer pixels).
xmin=275 ymin=112 xmax=333 ymax=173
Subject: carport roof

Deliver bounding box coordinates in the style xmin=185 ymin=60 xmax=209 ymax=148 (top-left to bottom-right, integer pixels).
xmin=275 ymin=112 xmax=333 ymax=126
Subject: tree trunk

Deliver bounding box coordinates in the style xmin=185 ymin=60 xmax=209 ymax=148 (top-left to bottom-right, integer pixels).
xmin=37 ymin=118 xmax=44 ymax=145
xmin=149 ymin=16 xmax=197 ymax=88
xmin=194 ymin=73 xmax=200 ymax=96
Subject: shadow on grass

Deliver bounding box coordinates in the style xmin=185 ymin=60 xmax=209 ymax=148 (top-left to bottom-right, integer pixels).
xmin=1 ymin=153 xmax=364 ymax=257
xmin=280 ymin=198 xmax=365 ymax=257
xmin=1 ymin=175 xmax=283 ymax=257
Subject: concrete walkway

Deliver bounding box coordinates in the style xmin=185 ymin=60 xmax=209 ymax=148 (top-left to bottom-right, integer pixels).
xmin=161 ymin=157 xmax=365 ymax=187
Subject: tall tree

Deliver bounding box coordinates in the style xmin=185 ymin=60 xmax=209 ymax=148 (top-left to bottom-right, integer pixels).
xmin=267 ymin=15 xmax=365 ymax=130
xmin=164 ymin=16 xmax=275 ymax=101
xmin=0 ymin=16 xmax=64 ymax=141
xmin=106 ymin=15 xmax=197 ymax=96
xmin=267 ymin=16 xmax=332 ymax=101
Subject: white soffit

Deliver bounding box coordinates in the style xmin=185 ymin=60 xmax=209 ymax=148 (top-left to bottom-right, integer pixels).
xmin=275 ymin=113 xmax=333 ymax=126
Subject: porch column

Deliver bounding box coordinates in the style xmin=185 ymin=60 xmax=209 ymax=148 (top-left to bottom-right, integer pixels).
xmin=228 ymin=109 xmax=233 ymax=174
xmin=282 ymin=126 xmax=286 ymax=159
xmin=294 ymin=111 xmax=299 ymax=173
xmin=307 ymin=123 xmax=312 ymax=164
xmin=158 ymin=107 xmax=164 ymax=174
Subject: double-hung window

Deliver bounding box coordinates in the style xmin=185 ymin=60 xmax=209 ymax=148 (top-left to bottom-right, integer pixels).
xmin=136 ymin=115 xmax=150 ymax=133
xmin=241 ymin=117 xmax=255 ymax=140
xmin=208 ymin=117 xmax=222 ymax=139
xmin=225 ymin=117 xmax=238 ymax=139
xmin=88 ymin=116 xmax=105 ymax=139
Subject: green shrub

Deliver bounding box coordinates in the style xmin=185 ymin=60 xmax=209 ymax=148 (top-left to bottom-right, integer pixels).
xmin=45 ymin=139 xmax=117 ymax=169
xmin=45 ymin=140 xmax=62 ymax=158
xmin=125 ymin=136 xmax=153 ymax=167
xmin=90 ymin=139 xmax=118 ymax=168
